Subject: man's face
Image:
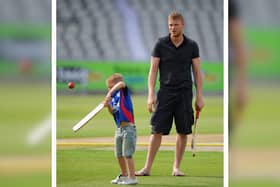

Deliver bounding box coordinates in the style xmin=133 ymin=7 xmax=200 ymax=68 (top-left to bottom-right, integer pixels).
xmin=168 ymin=18 xmax=184 ymax=37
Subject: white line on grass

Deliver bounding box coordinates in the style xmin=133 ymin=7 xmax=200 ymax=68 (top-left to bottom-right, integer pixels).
xmin=26 ymin=115 xmax=51 ymax=145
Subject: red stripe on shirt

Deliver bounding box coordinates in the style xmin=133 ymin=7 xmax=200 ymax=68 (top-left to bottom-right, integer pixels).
xmin=120 ymin=90 xmax=134 ymax=123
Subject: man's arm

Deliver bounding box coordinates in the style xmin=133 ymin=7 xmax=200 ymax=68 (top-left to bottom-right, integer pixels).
xmin=192 ymin=57 xmax=204 ymax=111
xmin=229 ymin=18 xmax=247 ymax=109
xmin=104 ymin=81 xmax=126 ymax=114
xmin=147 ymin=57 xmax=160 ymax=113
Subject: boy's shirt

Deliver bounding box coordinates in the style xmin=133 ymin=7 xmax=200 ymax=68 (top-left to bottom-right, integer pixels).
xmin=110 ymin=86 xmax=135 ymax=128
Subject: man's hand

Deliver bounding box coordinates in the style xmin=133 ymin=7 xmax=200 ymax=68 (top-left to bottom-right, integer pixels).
xmin=147 ymin=57 xmax=159 ymax=113
xmin=147 ymin=94 xmax=156 ymax=113
xmin=195 ymin=96 xmax=204 ymax=112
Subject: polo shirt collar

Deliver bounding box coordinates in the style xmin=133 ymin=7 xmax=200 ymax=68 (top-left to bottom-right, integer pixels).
xmin=168 ymin=34 xmax=187 ymax=47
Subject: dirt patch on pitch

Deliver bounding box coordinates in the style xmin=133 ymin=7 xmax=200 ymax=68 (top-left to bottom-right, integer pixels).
xmin=58 ymin=134 xmax=223 ymax=143
xmin=0 ymin=155 xmax=50 ymax=175
xmin=57 ymin=134 xmax=223 ymax=152
xmin=230 ymin=149 xmax=280 ymax=179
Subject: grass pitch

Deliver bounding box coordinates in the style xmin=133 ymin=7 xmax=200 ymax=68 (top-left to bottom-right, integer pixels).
xmin=0 ymin=83 xmax=51 ymax=154
xmin=57 ymin=95 xmax=223 ymax=138
xmin=57 ymin=94 xmax=223 ymax=186
xmin=57 ymin=149 xmax=223 ymax=187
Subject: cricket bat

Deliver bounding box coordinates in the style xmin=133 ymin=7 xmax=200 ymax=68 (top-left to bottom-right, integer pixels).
xmin=191 ymin=110 xmax=200 ymax=157
xmin=72 ymin=103 xmax=104 ymax=132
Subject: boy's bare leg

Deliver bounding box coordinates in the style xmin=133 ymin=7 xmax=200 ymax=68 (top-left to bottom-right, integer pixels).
xmin=118 ymin=157 xmax=128 ymax=176
xmin=126 ymin=157 xmax=136 ymax=179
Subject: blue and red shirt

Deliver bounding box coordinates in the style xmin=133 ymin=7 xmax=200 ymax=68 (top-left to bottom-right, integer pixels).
xmin=110 ymin=86 xmax=135 ymax=128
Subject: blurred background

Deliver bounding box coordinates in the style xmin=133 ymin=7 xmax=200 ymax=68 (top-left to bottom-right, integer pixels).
xmin=229 ymin=0 xmax=280 ymax=187
xmin=0 ymin=0 xmax=51 ymax=187
xmin=56 ymin=0 xmax=223 ymax=93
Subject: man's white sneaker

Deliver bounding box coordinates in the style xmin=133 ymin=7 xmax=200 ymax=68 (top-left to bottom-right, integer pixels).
xmin=118 ymin=178 xmax=138 ymax=185
xmin=111 ymin=174 xmax=128 ymax=184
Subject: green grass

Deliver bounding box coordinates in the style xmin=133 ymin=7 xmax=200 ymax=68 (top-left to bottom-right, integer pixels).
xmin=0 ymin=83 xmax=51 ymax=155
xmin=0 ymin=173 xmax=51 ymax=187
xmin=57 ymin=149 xmax=223 ymax=187
xmin=57 ymin=95 xmax=223 ymax=138
xmin=0 ymin=83 xmax=51 ymax=187
xmin=231 ymin=86 xmax=280 ymax=148
xmin=57 ymin=93 xmax=223 ymax=186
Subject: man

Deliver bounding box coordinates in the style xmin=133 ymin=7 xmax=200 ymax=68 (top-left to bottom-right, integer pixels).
xmin=136 ymin=12 xmax=204 ymax=176
xmin=229 ymin=0 xmax=247 ymax=137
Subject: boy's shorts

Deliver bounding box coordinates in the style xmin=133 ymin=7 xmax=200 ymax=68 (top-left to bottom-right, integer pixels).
xmin=151 ymin=88 xmax=194 ymax=135
xmin=115 ymin=125 xmax=136 ymax=158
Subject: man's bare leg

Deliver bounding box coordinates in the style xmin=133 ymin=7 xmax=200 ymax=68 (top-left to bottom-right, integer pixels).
xmin=135 ymin=133 xmax=162 ymax=175
xmin=173 ymin=133 xmax=187 ymax=176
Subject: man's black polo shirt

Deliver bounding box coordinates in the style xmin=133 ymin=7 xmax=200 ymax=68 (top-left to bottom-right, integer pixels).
xmin=152 ymin=34 xmax=199 ymax=90
xmin=229 ymin=0 xmax=239 ymax=19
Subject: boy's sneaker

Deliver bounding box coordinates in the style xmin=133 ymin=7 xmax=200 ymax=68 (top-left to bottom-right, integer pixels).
xmin=118 ymin=178 xmax=138 ymax=185
xmin=111 ymin=174 xmax=128 ymax=184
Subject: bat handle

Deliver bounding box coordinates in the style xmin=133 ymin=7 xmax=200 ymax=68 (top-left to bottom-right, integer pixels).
xmin=195 ymin=110 xmax=200 ymax=119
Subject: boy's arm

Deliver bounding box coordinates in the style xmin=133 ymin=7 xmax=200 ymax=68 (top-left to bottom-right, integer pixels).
xmin=103 ymin=81 xmax=126 ymax=113
xmin=107 ymin=81 xmax=126 ymax=97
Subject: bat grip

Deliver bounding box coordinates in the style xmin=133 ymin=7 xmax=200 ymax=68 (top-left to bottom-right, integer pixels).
xmin=195 ymin=110 xmax=200 ymax=119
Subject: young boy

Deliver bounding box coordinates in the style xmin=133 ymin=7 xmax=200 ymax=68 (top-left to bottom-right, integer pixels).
xmin=103 ymin=73 xmax=138 ymax=185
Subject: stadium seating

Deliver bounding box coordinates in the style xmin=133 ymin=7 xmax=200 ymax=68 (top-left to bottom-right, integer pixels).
xmin=0 ymin=0 xmax=50 ymax=24
xmin=236 ymin=0 xmax=280 ymax=27
xmin=0 ymin=0 xmax=51 ymax=60
xmin=57 ymin=0 xmax=223 ymax=62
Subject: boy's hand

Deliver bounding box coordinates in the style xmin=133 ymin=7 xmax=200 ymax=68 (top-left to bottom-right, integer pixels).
xmin=103 ymin=93 xmax=111 ymax=107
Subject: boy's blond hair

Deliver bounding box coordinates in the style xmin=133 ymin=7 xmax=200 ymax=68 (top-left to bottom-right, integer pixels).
xmin=106 ymin=73 xmax=123 ymax=85
xmin=168 ymin=11 xmax=184 ymax=24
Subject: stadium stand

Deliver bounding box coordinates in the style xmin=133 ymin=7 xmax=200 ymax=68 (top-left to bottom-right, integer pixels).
xmin=0 ymin=0 xmax=50 ymax=60
xmin=57 ymin=0 xmax=223 ymax=62
xmin=0 ymin=0 xmax=50 ymax=24
xmin=58 ymin=0 xmax=130 ymax=60
xmin=237 ymin=0 xmax=280 ymax=27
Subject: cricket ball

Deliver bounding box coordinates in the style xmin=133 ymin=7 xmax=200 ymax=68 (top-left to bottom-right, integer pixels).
xmin=68 ymin=81 xmax=75 ymax=89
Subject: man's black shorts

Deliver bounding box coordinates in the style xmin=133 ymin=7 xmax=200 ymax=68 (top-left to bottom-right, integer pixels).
xmin=151 ymin=88 xmax=194 ymax=135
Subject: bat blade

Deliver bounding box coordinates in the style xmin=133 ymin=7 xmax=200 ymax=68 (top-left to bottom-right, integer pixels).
xmin=191 ymin=122 xmax=197 ymax=157
xmin=191 ymin=111 xmax=200 ymax=157
xmin=72 ymin=103 xmax=104 ymax=132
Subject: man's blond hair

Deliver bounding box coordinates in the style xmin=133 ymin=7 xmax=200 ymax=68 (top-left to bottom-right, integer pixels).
xmin=168 ymin=11 xmax=184 ymax=24
xmin=106 ymin=73 xmax=123 ymax=85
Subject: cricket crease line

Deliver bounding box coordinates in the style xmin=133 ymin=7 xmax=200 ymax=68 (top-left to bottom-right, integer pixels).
xmin=57 ymin=142 xmax=224 ymax=147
